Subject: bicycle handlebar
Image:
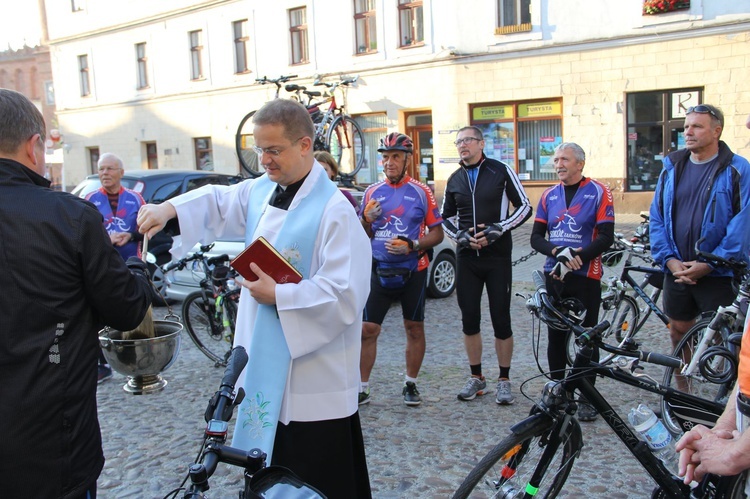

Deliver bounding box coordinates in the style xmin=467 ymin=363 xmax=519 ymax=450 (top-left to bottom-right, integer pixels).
xmin=255 ymin=74 xmax=298 ymax=86
xmin=528 ymin=272 xmax=683 ymax=369
xmin=694 ymin=237 xmax=749 ymax=274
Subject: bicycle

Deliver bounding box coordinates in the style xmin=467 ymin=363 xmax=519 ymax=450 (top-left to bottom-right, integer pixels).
xmin=163 ymin=243 xmax=240 ymax=367
xmin=660 ymin=247 xmax=749 ymax=436
xmin=565 ymin=232 xmax=667 ymax=365
xmin=452 ymin=269 xmax=744 ymax=498
xmin=235 ymin=74 xmax=299 ymax=178
xmin=163 ymin=347 xmax=325 ymax=498
xmin=234 ymin=74 xmax=366 ymax=184
xmin=308 ymin=75 xmax=366 ymax=181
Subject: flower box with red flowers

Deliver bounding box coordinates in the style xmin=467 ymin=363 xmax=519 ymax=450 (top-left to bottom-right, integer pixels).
xmin=643 ymin=0 xmax=690 ymax=15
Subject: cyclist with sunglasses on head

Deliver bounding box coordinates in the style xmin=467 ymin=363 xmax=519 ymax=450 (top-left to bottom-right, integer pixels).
xmin=650 ymin=104 xmax=750 ymax=352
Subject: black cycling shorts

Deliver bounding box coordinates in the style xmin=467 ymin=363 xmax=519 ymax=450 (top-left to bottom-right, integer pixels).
xmin=662 ymin=274 xmax=735 ymax=321
xmin=363 ymin=268 xmax=427 ymax=324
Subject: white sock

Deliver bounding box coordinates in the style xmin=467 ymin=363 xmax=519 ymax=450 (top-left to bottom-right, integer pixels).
xmin=360 ymin=381 xmax=369 ymax=392
xmin=405 ymin=376 xmax=418 ymax=385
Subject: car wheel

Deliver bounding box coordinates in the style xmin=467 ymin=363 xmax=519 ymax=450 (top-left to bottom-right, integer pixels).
xmin=427 ymin=251 xmax=456 ymax=298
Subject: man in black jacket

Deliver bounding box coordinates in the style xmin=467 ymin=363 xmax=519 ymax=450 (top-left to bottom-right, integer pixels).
xmin=442 ymin=125 xmax=532 ymax=405
xmin=0 ymin=89 xmax=152 ymax=499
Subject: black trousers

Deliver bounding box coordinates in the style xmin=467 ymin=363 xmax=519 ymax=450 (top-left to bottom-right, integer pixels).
xmin=272 ymin=411 xmax=372 ymax=499
xmin=545 ymin=273 xmax=601 ymax=381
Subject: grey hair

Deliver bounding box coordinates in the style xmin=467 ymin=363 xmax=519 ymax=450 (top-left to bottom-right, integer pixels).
xmin=555 ymin=142 xmax=586 ymax=163
xmin=98 ymin=152 xmax=124 ymax=169
xmin=0 ymin=88 xmax=46 ymax=155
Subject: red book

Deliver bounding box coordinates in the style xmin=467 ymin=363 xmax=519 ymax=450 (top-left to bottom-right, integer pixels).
xmin=230 ymin=236 xmax=303 ymax=284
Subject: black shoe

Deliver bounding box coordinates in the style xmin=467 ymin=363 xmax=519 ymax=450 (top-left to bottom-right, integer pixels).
xmin=403 ymin=381 xmax=422 ymax=406
xmin=577 ymin=401 xmax=598 ymax=422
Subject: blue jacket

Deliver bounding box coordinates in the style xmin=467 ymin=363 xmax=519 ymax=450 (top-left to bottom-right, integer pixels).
xmin=649 ymin=141 xmax=750 ymax=277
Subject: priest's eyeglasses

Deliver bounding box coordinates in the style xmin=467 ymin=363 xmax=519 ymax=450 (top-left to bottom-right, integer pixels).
xmin=252 ymin=137 xmax=305 ymax=158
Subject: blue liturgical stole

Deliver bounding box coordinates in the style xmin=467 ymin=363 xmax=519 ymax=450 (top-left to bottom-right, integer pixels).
xmin=232 ymin=171 xmax=336 ymax=462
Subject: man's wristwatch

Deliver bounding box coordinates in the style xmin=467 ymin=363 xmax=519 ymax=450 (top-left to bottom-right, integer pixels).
xmin=413 ymin=239 xmax=421 ymax=252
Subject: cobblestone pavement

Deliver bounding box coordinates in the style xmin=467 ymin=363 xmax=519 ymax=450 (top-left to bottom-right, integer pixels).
xmin=97 ymin=213 xmax=673 ymax=498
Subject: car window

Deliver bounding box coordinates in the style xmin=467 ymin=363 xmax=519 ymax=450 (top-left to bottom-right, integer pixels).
xmin=186 ymin=175 xmax=227 ymax=191
xmin=151 ymin=180 xmax=183 ymax=204
xmin=71 ymin=177 xmax=102 ymax=198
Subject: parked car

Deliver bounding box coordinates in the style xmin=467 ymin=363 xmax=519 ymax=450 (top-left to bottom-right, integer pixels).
xmin=166 ymin=223 xmax=457 ymax=300
xmin=72 ymin=169 xmax=244 ymax=294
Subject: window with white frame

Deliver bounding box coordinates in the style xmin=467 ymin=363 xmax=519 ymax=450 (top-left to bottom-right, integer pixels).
xmin=135 ymin=42 xmax=149 ymax=89
xmin=189 ymin=30 xmax=204 ymax=80
xmin=398 ymin=0 xmax=423 ymax=47
xmin=233 ymin=20 xmax=249 ymax=73
xmin=354 ymin=0 xmax=377 ymax=54
xmin=289 ymin=7 xmax=309 ymax=65
xmin=496 ymin=0 xmax=531 ymax=34
xmin=78 ymin=55 xmax=90 ymax=96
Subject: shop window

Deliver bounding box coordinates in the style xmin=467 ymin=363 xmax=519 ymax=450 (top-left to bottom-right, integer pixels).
xmin=289 ymin=7 xmax=309 ymax=65
xmin=625 ymin=88 xmax=702 ymax=191
xmin=469 ymin=100 xmax=562 ymax=182
xmin=195 ymin=137 xmax=213 ymax=171
xmin=398 ymin=0 xmax=423 ymax=48
xmin=354 ymin=113 xmax=387 ymax=184
xmin=354 ymin=0 xmax=377 ymax=54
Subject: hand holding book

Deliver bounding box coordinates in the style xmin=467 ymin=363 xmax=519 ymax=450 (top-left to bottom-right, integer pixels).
xmin=230 ymin=236 xmax=303 ymax=284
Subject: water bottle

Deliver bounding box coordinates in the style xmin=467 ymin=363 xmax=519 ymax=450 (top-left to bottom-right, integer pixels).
xmin=628 ymin=403 xmax=679 ymax=474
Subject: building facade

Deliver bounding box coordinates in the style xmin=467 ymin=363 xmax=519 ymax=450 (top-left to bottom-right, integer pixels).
xmin=42 ymin=0 xmax=750 ymax=211
xmin=0 ymin=45 xmax=62 ymax=187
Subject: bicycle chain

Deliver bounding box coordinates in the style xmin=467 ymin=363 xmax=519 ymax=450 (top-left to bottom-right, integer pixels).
xmin=511 ymin=249 xmax=539 ymax=267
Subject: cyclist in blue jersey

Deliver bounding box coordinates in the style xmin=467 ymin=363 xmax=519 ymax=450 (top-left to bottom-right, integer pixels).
xmin=530 ymin=142 xmax=615 ymax=422
xmin=359 ymin=132 xmax=444 ymax=406
xmin=86 ymin=153 xmax=145 ymax=262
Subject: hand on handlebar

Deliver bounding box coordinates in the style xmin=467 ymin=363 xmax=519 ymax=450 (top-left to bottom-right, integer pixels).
xmin=137 ymin=203 xmax=176 ymax=239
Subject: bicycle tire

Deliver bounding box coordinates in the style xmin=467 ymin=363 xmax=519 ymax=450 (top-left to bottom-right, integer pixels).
xmin=566 ymin=294 xmax=640 ymax=365
xmin=182 ymin=291 xmax=229 ymax=366
xmin=325 ymin=115 xmax=365 ymax=178
xmin=219 ymin=289 xmax=240 ymax=365
xmin=452 ymin=416 xmax=582 ymax=498
xmin=661 ymin=318 xmax=734 ymax=436
xmin=235 ymin=109 xmax=263 ymax=178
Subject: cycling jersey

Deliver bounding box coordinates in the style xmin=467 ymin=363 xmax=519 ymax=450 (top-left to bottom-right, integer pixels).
xmin=535 ymin=177 xmax=614 ymax=280
xmin=86 ymin=186 xmax=145 ymax=260
xmin=360 ymin=176 xmax=442 ymax=272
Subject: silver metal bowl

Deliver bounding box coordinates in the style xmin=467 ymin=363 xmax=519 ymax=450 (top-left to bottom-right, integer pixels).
xmin=99 ymin=320 xmax=182 ymax=394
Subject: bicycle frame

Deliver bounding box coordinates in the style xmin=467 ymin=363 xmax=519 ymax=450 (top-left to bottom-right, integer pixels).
xmin=524 ymin=273 xmax=732 ymax=497
xmin=619 ymin=261 xmax=669 ymax=329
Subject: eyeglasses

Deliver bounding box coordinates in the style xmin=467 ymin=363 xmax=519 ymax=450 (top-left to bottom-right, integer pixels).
xmin=252 ymin=137 xmax=305 ymax=158
xmin=454 ymin=137 xmax=482 ymax=146
xmin=686 ymin=105 xmax=719 ymax=120
xmin=98 ymin=166 xmax=121 ymax=173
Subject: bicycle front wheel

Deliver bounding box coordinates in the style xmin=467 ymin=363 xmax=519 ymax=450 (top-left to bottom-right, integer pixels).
xmin=566 ymin=294 xmax=640 ymax=365
xmin=326 ymin=115 xmax=365 ymax=178
xmin=452 ymin=416 xmax=582 ymax=498
xmin=661 ymin=318 xmax=734 ymax=435
xmin=182 ymin=291 xmax=229 ymax=366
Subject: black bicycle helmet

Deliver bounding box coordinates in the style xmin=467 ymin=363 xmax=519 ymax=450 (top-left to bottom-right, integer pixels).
xmin=541 ymin=297 xmax=587 ymax=329
xmin=601 ymin=248 xmax=623 ymax=267
xmin=378 ymin=132 xmax=413 ymax=153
